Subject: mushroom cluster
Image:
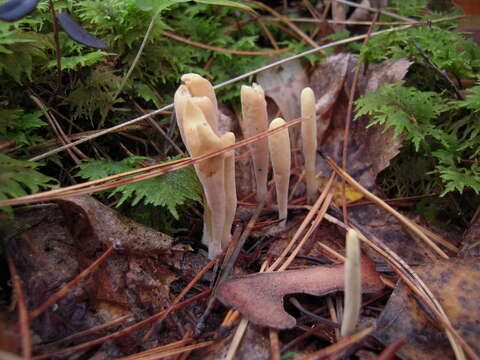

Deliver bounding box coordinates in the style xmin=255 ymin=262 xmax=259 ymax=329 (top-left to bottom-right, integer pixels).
xmin=174 ymin=74 xmax=318 ymax=258
xmin=174 ymin=74 xmax=236 ymax=259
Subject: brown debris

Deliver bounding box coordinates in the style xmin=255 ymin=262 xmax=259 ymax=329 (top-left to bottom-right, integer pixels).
xmin=216 ymin=256 xmax=384 ymax=329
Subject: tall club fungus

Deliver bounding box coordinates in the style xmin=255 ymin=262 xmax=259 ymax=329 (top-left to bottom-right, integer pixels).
xmin=268 ymin=118 xmax=291 ymax=227
xmin=174 ymin=74 xmax=236 ymax=258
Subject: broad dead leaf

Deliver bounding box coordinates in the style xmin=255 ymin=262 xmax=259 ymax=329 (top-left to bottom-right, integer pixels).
xmin=56 ymin=195 xmax=174 ymax=254
xmin=5 ymin=198 xmax=204 ymax=352
xmin=374 ymin=258 xmax=480 ymax=360
xmin=217 ymin=256 xmax=383 ymax=329
xmin=257 ymin=59 xmax=308 ymax=121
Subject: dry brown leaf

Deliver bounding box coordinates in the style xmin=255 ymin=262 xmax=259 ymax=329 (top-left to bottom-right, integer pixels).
xmin=5 ymin=199 xmax=203 ymax=350
xmin=57 ymin=196 xmax=174 ymax=255
xmin=257 ymin=59 xmax=308 ymax=121
xmin=217 ymin=256 xmax=384 ymax=329
xmin=374 ymin=258 xmax=480 ymax=360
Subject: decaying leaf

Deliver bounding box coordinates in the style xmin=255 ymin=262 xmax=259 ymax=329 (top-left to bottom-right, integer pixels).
xmin=56 ymin=195 xmax=175 ymax=255
xmin=57 ymin=12 xmax=108 ymax=50
xmin=257 ymin=59 xmax=308 ymax=121
xmin=5 ymin=197 xmax=202 ymax=349
xmin=0 ymin=0 xmax=39 ymax=22
xmin=310 ymin=53 xmax=351 ymax=146
xmin=374 ymin=258 xmax=480 ymax=360
xmin=217 ymin=256 xmax=384 ymax=329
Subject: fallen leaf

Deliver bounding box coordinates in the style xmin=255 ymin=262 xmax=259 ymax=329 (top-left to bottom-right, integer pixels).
xmin=217 ymin=256 xmax=384 ymax=329
xmin=331 ymin=0 xmax=346 ymax=32
xmin=5 ymin=198 xmax=203 ymax=350
xmin=310 ymin=53 xmax=351 ymax=145
xmin=453 ymin=0 xmax=480 ymax=16
xmin=56 ymin=195 xmax=174 ymax=255
xmin=459 ymin=214 xmax=480 ymax=257
xmin=374 ymin=258 xmax=480 ymax=360
xmin=257 ymin=59 xmax=308 ymax=121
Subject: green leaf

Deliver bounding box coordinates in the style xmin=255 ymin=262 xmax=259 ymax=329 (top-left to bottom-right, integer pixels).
xmin=47 ymin=51 xmax=109 ymax=71
xmin=76 ymin=156 xmax=202 ymax=219
xmin=193 ymin=0 xmax=254 ymax=13
xmin=0 ymin=154 xmax=57 ymax=212
xmin=135 ymin=0 xmax=187 ymax=12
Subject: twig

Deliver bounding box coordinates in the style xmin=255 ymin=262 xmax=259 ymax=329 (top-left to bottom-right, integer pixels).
xmin=411 ymin=39 xmax=464 ymax=100
xmin=289 ymin=297 xmax=340 ymax=328
xmin=143 ymin=258 xmax=216 ymax=341
xmin=29 ymin=94 xmax=86 ymax=164
xmin=7 ymin=258 xmax=31 ymax=359
xmin=334 ymin=0 xmax=417 ymax=23
xmin=162 ymin=30 xmax=288 ymax=55
xmin=112 ymin=10 xmax=161 ymax=102
xmin=35 ymin=314 xmax=133 ymax=349
xmin=118 ymin=341 xmax=215 ymax=360
xmin=132 ymin=101 xmax=184 ymax=155
xmin=196 ymin=197 xmax=268 ymax=335
xmin=243 ymin=0 xmax=322 ymax=50
xmin=324 ymin=155 xmax=449 ymax=259
xmin=377 ymin=338 xmax=406 ymax=360
xmin=296 ymin=326 xmax=374 ymax=360
xmin=269 ymin=328 xmax=281 ymax=360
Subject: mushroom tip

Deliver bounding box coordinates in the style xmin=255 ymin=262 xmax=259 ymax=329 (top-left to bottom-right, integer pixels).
xmin=270 ymin=117 xmax=286 ymax=128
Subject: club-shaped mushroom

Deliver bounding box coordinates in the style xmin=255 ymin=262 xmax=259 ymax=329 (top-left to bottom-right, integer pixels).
xmin=268 ymin=118 xmax=291 ymax=226
xmin=240 ymin=83 xmax=269 ymax=202
xmin=301 ymin=87 xmax=318 ymax=204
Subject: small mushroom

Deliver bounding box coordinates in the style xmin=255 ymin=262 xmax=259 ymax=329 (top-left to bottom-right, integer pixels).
xmin=174 ymin=75 xmax=237 ymax=258
xmin=240 ymin=83 xmax=269 ymax=202
xmin=268 ymin=118 xmax=291 ymax=226
xmin=181 ymin=73 xmax=219 ymax=133
xmin=341 ymin=229 xmax=361 ymax=337
xmin=301 ymin=87 xmax=318 ymax=204
xmin=182 ymin=100 xmax=236 ymax=258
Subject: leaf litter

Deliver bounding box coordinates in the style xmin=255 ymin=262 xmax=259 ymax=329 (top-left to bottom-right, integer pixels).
xmin=3 ymin=11 xmax=480 ymax=360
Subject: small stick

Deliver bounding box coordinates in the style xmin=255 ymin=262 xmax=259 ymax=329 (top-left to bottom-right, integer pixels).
xmin=411 ymin=39 xmax=464 ymax=100
xmin=143 ymin=258 xmax=216 ymax=340
xmin=296 ymin=326 xmax=374 ymax=360
xmin=7 ymin=258 xmax=31 ymax=359
xmin=269 ymin=328 xmax=281 ymax=360
xmin=377 ymin=338 xmax=406 ymax=360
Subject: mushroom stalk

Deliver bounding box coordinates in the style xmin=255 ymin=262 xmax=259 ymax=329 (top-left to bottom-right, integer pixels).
xmin=301 ymin=87 xmax=318 ymax=204
xmin=240 ymin=84 xmax=269 ymax=202
xmin=341 ymin=229 xmax=361 ymax=337
xmin=268 ymin=118 xmax=291 ymax=226
xmin=174 ymin=74 xmax=237 ymax=258
xmin=182 ymin=100 xmax=236 ymax=258
xmin=181 ymin=73 xmax=219 ymax=133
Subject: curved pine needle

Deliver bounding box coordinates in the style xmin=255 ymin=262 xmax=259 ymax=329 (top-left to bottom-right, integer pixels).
xmin=162 ymin=30 xmax=289 ymax=55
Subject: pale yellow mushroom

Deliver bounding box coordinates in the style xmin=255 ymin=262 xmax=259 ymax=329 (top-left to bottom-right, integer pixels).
xmin=268 ymin=118 xmax=291 ymax=226
xmin=221 ymin=132 xmax=237 ymax=250
xmin=240 ymin=84 xmax=269 ymax=202
xmin=173 ymin=84 xmax=191 ymax=145
xmin=341 ymin=229 xmax=361 ymax=337
xmin=181 ymin=73 xmax=219 ymax=133
xmin=173 ymin=73 xmax=237 ymax=257
xmin=301 ymin=87 xmax=318 ymax=204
